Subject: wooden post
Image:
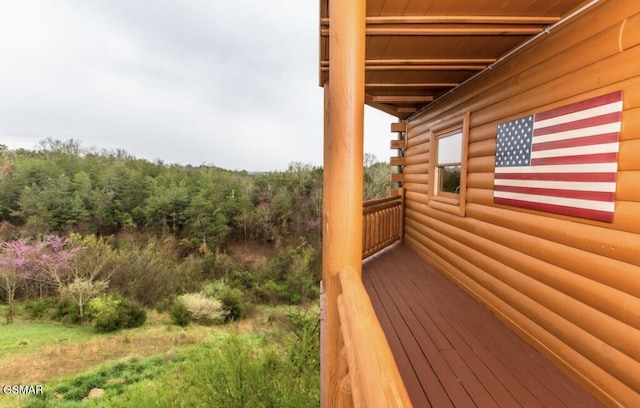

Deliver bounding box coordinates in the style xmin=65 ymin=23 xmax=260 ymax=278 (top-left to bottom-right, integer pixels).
xmin=322 ymin=0 xmax=366 ymax=406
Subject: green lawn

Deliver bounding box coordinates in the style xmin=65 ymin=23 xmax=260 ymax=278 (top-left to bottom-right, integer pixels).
xmin=0 ymin=318 xmax=95 ymax=359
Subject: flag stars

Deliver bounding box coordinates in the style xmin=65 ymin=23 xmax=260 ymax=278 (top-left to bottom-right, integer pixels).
xmin=495 ymin=114 xmax=534 ymax=167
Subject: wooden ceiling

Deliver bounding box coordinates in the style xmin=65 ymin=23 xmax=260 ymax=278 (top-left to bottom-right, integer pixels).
xmin=320 ymin=0 xmax=596 ymax=119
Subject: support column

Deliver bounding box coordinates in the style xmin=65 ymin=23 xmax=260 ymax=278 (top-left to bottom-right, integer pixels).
xmin=321 ymin=0 xmax=366 ymax=406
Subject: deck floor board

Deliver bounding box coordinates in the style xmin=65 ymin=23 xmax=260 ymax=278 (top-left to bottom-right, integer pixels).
xmin=397 ymin=263 xmax=530 ymax=406
xmin=362 ymin=244 xmax=603 ymax=408
xmin=364 ymin=273 xmax=437 ymax=408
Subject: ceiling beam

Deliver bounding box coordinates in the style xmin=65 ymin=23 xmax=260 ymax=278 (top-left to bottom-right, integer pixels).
xmin=321 ymin=58 xmax=495 ymax=66
xmin=396 ymin=107 xmax=418 ymax=113
xmin=321 ymin=58 xmax=495 ymax=67
xmin=321 ymin=27 xmax=544 ymax=36
xmin=321 ymin=65 xmax=487 ymax=72
xmin=321 ymin=15 xmax=561 ymax=26
xmin=365 ymin=58 xmax=496 ymax=65
xmin=320 ymin=59 xmax=492 ymax=72
xmin=372 ymin=95 xmax=435 ymax=103
xmin=365 ymin=82 xmax=459 ymax=88
xmin=320 ymin=15 xmax=558 ymax=36
xmin=365 ymin=64 xmax=487 ymax=71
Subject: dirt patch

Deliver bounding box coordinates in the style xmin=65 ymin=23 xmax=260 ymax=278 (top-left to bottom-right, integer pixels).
xmin=229 ymin=241 xmax=274 ymax=270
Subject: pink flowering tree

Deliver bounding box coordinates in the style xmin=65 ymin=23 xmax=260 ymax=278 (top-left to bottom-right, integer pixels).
xmin=34 ymin=235 xmax=84 ymax=289
xmin=33 ymin=235 xmax=116 ymax=322
xmin=34 ymin=234 xmax=118 ymax=322
xmin=0 ymin=239 xmax=45 ymax=323
xmin=0 ymin=236 xmax=85 ymax=323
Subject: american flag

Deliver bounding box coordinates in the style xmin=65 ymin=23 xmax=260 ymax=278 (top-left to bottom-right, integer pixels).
xmin=493 ymin=91 xmax=623 ymax=223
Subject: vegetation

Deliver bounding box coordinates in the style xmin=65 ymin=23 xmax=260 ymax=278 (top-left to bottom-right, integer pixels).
xmin=0 ymin=139 xmax=391 ymax=406
xmin=364 ymin=153 xmax=396 ymax=201
xmin=0 ymin=305 xmax=319 ymax=408
xmin=0 ymin=140 xmax=328 ymax=318
xmin=86 ymin=295 xmax=147 ymax=333
xmin=99 ymin=310 xmax=320 ymax=408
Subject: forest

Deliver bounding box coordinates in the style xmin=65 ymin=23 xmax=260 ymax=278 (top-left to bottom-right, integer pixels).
xmin=0 ymin=138 xmax=392 ymax=324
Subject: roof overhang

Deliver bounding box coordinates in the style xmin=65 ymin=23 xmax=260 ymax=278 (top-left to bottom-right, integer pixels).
xmin=320 ymin=0 xmax=598 ymax=120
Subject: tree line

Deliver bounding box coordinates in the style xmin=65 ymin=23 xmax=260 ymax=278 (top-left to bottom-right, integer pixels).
xmin=0 ymin=139 xmax=326 ymax=250
xmin=0 ymin=140 xmax=393 ymax=247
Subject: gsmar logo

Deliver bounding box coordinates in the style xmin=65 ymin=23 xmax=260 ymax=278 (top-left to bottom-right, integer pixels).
xmin=2 ymin=385 xmax=44 ymax=395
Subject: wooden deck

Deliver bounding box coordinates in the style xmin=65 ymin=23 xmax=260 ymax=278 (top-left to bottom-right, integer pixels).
xmin=362 ymin=244 xmax=603 ymax=408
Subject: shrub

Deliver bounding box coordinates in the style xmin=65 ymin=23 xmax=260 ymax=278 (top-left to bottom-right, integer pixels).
xmin=23 ymin=298 xmax=56 ymax=320
xmin=256 ymin=239 xmax=320 ymax=305
xmin=283 ymin=273 xmax=319 ymax=305
xmin=170 ymin=299 xmax=191 ymax=327
xmin=217 ymin=286 xmax=246 ymax=321
xmin=53 ymin=297 xmax=81 ymax=324
xmin=200 ymin=280 xmax=225 ymax=299
xmin=87 ymin=295 xmax=120 ymax=332
xmin=87 ymin=295 xmax=147 ymax=333
xmin=177 ymin=293 xmax=227 ymax=325
xmin=230 ymin=268 xmax=256 ymax=290
xmin=178 ymin=335 xmax=320 ymax=407
xmin=202 ymin=280 xmax=247 ymax=321
xmin=254 ymin=279 xmax=287 ymax=304
xmin=108 ymin=241 xmax=202 ymax=309
xmin=287 ymin=309 xmax=321 ymax=374
xmin=117 ymin=299 xmax=147 ymax=329
xmin=281 ymin=240 xmax=318 ymax=304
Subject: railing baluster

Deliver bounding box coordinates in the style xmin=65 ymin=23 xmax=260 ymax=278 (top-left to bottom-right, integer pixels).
xmin=362 ymin=191 xmax=403 ymax=258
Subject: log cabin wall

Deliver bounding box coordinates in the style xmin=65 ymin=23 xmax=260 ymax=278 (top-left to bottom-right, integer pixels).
xmin=400 ymin=1 xmax=640 ymax=406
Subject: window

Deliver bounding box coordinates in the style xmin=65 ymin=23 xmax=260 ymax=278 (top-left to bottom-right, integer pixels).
xmin=428 ymin=112 xmax=470 ymax=216
xmin=435 ymin=129 xmax=462 ymax=196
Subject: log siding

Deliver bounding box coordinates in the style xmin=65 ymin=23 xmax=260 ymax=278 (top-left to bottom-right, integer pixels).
xmin=400 ymin=1 xmax=640 ymax=406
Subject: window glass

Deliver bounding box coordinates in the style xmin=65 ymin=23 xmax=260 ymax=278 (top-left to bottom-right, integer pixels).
xmin=436 ymin=132 xmax=462 ymax=165
xmin=439 ymin=165 xmax=461 ymax=194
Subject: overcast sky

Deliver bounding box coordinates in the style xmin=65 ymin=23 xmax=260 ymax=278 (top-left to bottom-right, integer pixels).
xmin=0 ymin=1 xmax=395 ymax=172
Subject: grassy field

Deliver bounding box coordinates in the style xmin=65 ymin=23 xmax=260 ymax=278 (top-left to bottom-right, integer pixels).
xmin=0 ymin=319 xmax=95 ymax=359
xmin=0 ymin=304 xmax=320 ymax=408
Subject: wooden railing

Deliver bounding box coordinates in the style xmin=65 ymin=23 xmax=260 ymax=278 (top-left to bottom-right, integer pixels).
xmin=337 ymin=266 xmax=413 ymax=407
xmin=321 ymin=190 xmax=408 ymax=406
xmin=362 ymin=189 xmax=404 ymax=258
